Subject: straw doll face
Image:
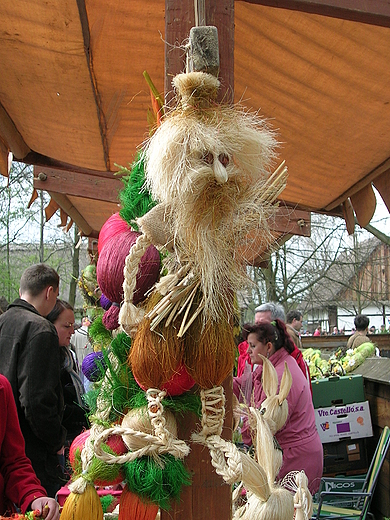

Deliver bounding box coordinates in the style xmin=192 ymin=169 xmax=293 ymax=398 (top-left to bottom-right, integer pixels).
xmin=143 ymin=74 xmax=279 ymax=323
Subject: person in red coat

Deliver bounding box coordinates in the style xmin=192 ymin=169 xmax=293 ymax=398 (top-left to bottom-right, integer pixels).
xmin=0 ymin=374 xmax=59 ymax=519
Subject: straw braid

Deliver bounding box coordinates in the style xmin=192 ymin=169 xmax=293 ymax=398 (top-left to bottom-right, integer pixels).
xmin=93 ymin=389 xmax=190 ymax=463
xmin=69 ymin=351 xmax=120 ymax=493
xmin=119 ymin=233 xmax=152 ymax=334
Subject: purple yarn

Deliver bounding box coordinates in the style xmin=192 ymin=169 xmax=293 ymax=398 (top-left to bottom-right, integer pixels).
xmin=99 ymin=293 xmax=112 ymax=310
xmin=82 ymin=351 xmax=106 ymax=382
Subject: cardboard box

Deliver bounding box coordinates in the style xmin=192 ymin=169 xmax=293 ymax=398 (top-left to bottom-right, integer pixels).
xmin=312 ymin=375 xmax=365 ymax=408
xmin=315 ymin=400 xmax=373 ymax=443
xmin=323 ymin=438 xmax=368 ymax=476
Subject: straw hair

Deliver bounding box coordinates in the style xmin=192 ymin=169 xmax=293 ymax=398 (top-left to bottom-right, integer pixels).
xmin=143 ymin=71 xmax=284 ymax=324
xmin=183 ymin=314 xmax=236 ymax=388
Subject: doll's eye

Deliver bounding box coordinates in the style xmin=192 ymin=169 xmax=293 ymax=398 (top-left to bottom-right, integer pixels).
xmin=202 ymin=151 xmax=214 ymax=165
xmin=218 ymin=153 xmax=229 ymax=167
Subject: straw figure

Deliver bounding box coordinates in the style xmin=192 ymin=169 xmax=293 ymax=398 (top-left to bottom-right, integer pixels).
xmin=118 ymin=69 xmax=288 ymax=435
xmin=61 ymin=70 xmax=289 ymax=519
xmin=120 ymin=70 xmax=287 ymax=507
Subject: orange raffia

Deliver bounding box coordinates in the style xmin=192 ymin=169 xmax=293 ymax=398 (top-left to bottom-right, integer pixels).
xmin=118 ymin=486 xmax=159 ymax=520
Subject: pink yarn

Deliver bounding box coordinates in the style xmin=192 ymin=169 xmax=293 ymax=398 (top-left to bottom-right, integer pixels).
xmin=69 ymin=429 xmax=128 ymax=486
xmin=96 ymin=229 xmax=160 ymax=329
xmin=98 ymin=212 xmax=130 ymax=255
xmin=102 ymin=305 xmax=120 ymax=331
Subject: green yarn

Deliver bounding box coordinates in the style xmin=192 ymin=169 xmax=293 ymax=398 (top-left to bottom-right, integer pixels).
xmin=111 ymin=332 xmax=132 ymax=364
xmin=89 ymin=313 xmax=113 ymax=350
xmin=71 ymin=444 xmax=122 ymax=485
xmin=100 ymin=494 xmax=115 ymax=514
xmin=86 ymin=444 xmax=122 ymax=485
xmin=117 ymin=152 xmax=157 ymax=230
xmin=83 ymin=387 xmax=100 ymax=415
xmin=123 ymin=454 xmax=191 ymax=510
xmin=97 ymin=345 xmax=144 ymax=421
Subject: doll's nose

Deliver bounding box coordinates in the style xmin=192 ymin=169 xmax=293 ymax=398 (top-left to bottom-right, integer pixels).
xmin=213 ymin=157 xmax=228 ymax=183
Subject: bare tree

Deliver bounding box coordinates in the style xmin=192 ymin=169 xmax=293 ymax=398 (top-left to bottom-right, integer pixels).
xmin=241 ymin=212 xmax=390 ymax=324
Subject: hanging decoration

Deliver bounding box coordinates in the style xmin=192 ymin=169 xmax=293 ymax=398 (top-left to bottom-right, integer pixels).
xmin=61 ymin=16 xmax=296 ymax=517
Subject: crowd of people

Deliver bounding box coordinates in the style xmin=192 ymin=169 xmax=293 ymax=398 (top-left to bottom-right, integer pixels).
xmin=234 ymin=302 xmax=322 ymax=493
xmin=0 ymin=262 xmax=383 ymax=516
xmin=0 ymin=264 xmax=92 ymax=518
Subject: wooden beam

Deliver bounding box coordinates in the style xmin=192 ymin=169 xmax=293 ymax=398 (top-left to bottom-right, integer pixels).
xmin=0 ymin=102 xmax=30 ymax=160
xmin=48 ymin=191 xmax=96 ymax=237
xmin=76 ymin=0 xmax=110 ymax=170
xmin=32 ymin=166 xmax=122 ymax=203
xmin=237 ymin=207 xmax=311 ymax=267
xmin=24 ymin=150 xmax=113 ymax=176
xmin=163 ymin=2 xmax=234 ymax=520
xmin=270 ymin=207 xmax=311 ymax=236
xmin=165 ymin=0 xmax=234 ymax=104
xmin=239 ymin=0 xmax=390 ymax=28
xmin=325 ymin=157 xmax=390 ymax=211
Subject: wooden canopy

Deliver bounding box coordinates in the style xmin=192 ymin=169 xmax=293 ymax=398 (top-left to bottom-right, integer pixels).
xmin=2 ymin=1 xmax=390 ymax=246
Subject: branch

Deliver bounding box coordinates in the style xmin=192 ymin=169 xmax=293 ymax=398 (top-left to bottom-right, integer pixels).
xmin=362 ymin=221 xmax=390 ymax=245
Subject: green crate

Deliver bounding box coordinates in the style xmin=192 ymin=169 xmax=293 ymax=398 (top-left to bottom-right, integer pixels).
xmin=312 ymin=375 xmax=365 ymax=409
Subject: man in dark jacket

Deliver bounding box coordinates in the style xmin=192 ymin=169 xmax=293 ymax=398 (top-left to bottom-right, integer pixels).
xmin=0 ymin=264 xmax=66 ymax=496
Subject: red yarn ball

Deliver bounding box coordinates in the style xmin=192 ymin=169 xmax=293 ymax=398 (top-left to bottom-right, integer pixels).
xmin=98 ymin=212 xmax=130 ymax=255
xmin=69 ymin=429 xmax=90 ymax=469
xmin=69 ymin=429 xmax=128 ymax=486
xmin=134 ymin=364 xmax=195 ymax=396
xmin=96 ymin=229 xmax=160 ymax=308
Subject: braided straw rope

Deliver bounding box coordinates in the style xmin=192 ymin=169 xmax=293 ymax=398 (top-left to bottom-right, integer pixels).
xmin=69 ymin=351 xmax=120 ymax=493
xmin=119 ymin=233 xmax=152 ymax=334
xmin=93 ymin=389 xmax=190 ymax=462
xmin=191 ymin=386 xmax=242 ymax=484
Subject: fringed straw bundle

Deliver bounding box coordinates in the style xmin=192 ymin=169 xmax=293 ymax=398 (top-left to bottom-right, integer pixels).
xmin=129 ymin=316 xmax=184 ymax=390
xmin=182 ymin=310 xmax=237 ymax=388
xmin=60 ymin=483 xmax=103 ymax=520
xmin=118 ymin=486 xmax=159 ymax=520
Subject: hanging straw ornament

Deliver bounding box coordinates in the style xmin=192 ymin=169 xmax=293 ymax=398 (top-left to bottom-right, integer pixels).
xmin=190 ymin=358 xmax=294 ymax=520
xmin=121 ymin=70 xmax=287 ymax=394
xmin=60 ymin=482 xmax=104 ymax=520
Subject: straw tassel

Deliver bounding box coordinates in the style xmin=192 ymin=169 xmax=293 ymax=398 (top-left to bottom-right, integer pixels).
xmin=119 ymin=485 xmax=159 ymax=520
xmin=60 ymin=483 xmax=103 ymax=520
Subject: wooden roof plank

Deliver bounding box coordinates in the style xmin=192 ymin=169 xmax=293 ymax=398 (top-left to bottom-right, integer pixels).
xmin=239 ymin=0 xmax=390 ymax=28
xmin=33 ymin=166 xmax=122 ymax=203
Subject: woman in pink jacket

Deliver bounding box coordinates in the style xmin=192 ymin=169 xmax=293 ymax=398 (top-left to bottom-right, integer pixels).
xmin=233 ymin=319 xmax=323 ymax=494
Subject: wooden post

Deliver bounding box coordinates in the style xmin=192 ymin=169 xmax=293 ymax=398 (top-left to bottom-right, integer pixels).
xmin=163 ymin=1 xmax=234 ymax=519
